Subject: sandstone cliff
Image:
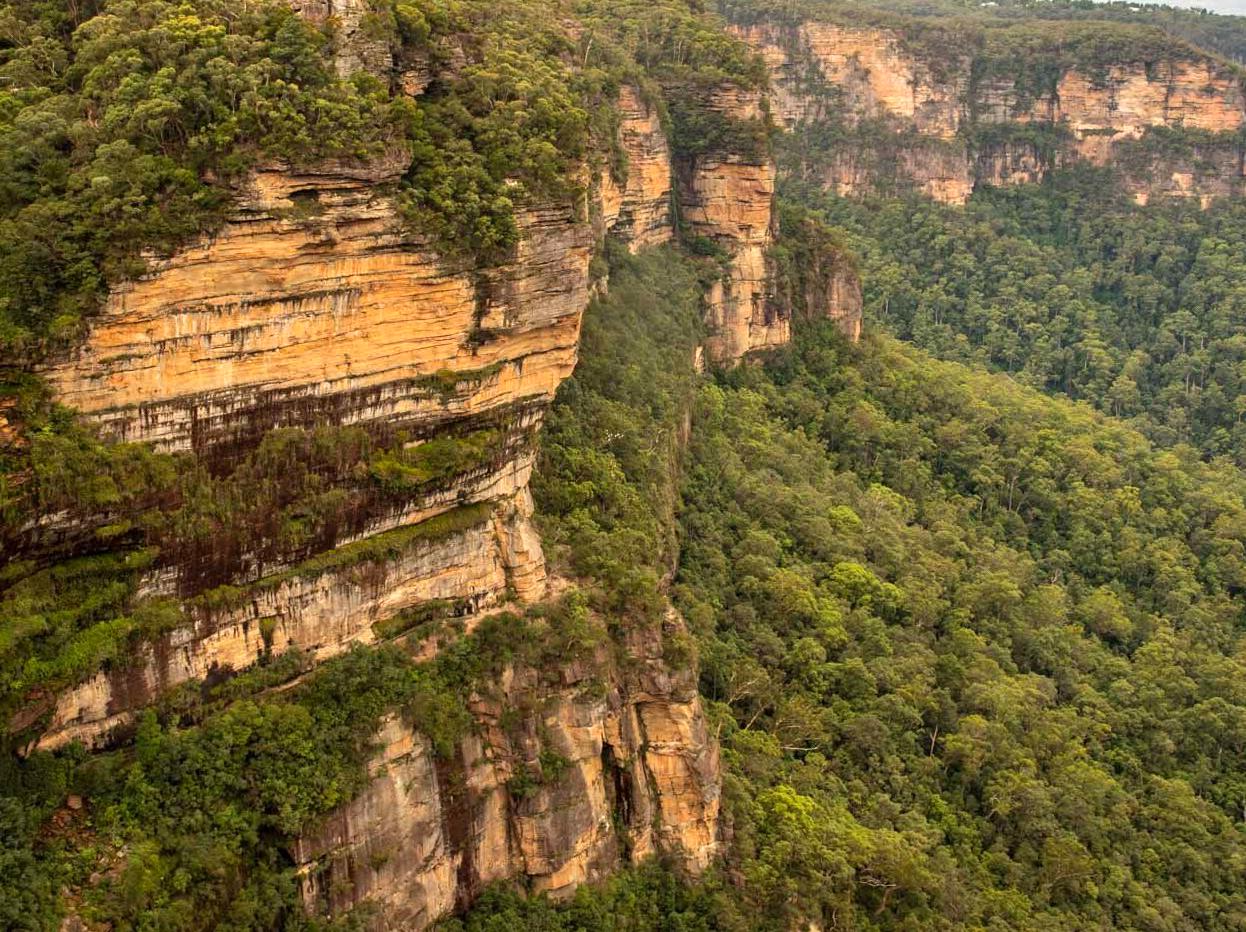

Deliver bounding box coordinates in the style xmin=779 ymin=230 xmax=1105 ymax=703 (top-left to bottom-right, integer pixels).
xmin=291 ymin=616 xmax=719 ymax=926
xmin=598 ymin=86 xmax=674 ymax=252
xmin=13 ymin=71 xmax=720 ymax=929
xmin=677 ymin=83 xmax=788 ymax=361
xmin=732 ymin=18 xmax=1246 ymax=205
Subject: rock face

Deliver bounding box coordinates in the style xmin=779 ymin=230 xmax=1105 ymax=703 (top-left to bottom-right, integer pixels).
xmin=288 ymin=0 xmax=393 ymax=77
xmin=677 ymin=84 xmax=785 ymax=362
xmin=733 ymin=19 xmax=1246 ymax=205
xmin=43 ymin=154 xmax=589 ymax=460
xmin=292 ymin=619 xmax=720 ymax=927
xmin=821 ymin=142 xmax=973 ymax=205
xmin=983 ymin=61 xmax=1244 ymax=151
xmin=19 ymin=127 xmax=724 ymax=920
xmin=772 ymin=23 xmax=968 ymax=139
xmin=23 ymin=495 xmax=542 ymax=753
xmin=18 ymin=64 xmax=735 ymax=928
xmin=14 ymin=19 xmax=865 ymax=922
xmin=599 ymin=87 xmax=674 ymax=251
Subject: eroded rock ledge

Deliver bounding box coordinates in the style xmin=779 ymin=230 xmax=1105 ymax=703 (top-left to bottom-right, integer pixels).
xmin=292 ymin=616 xmax=720 ymax=927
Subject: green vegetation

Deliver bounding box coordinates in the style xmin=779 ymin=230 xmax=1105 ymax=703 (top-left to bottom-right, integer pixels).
xmin=0 ymin=593 xmax=607 ymax=930
xmin=467 ymin=311 xmax=1246 ymax=929
xmin=0 ymin=0 xmax=402 ymax=356
xmin=673 ymin=328 xmax=1246 ymax=927
xmin=719 ymin=0 xmax=1246 ymax=72
xmin=193 ymin=501 xmax=494 ymax=612
xmin=534 ymin=245 xmax=707 ymax=619
xmin=17 ymin=0 xmax=1246 ymax=929
xmin=393 ymin=0 xmax=767 ymax=257
xmin=1 ymin=419 xmax=509 ymax=713
xmin=800 ymin=172 xmax=1246 ymax=463
xmin=1113 ymin=124 xmax=1246 ymax=178
xmin=976 ymin=19 xmax=1214 ymax=101
xmin=393 ymin=0 xmax=591 ymax=259
xmin=967 ymin=120 xmax=1073 ymax=165
xmin=441 ymin=861 xmax=736 ymax=932
xmin=0 ymin=549 xmax=174 ymax=714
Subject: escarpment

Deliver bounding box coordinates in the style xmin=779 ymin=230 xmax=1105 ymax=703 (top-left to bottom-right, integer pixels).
xmin=732 ymin=17 xmax=1246 ymax=205
xmin=598 ymin=86 xmax=674 ymax=251
xmin=676 ymin=84 xmax=783 ymax=361
xmin=2 ymin=5 xmax=868 ymax=924
xmin=16 ymin=135 xmax=724 ymax=926
xmin=42 ymin=155 xmax=589 ymax=458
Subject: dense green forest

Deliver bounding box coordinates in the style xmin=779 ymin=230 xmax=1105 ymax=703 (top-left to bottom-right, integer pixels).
xmin=798 ymin=172 xmax=1246 ymax=464
xmin=461 ymin=268 xmax=1246 ymax=930
xmin=678 ymin=329 xmax=1246 ymax=928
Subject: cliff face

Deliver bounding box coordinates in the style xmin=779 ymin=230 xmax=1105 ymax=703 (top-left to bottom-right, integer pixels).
xmin=734 ymin=19 xmax=1246 ymax=205
xmin=291 ymin=617 xmax=719 ymax=927
xmin=42 ymin=155 xmax=588 ymax=460
xmin=16 ymin=64 xmax=734 ymax=929
xmin=599 ymin=87 xmax=674 ymax=252
xmin=11 ymin=11 xmax=868 ymax=920
xmin=677 ymin=85 xmax=787 ymax=361
xmin=22 ymin=496 xmax=541 ymax=753
xmin=742 ymin=22 xmax=966 ymax=138
xmin=979 ymin=61 xmax=1244 ymax=148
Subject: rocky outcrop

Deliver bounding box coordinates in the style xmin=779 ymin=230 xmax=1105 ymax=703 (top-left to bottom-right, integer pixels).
xmin=978 ymin=61 xmax=1245 ymax=151
xmin=822 ymin=142 xmax=973 ymax=205
xmin=733 ymin=23 xmax=968 ymax=138
xmin=43 ymin=155 xmax=590 ymax=461
xmin=289 ymin=0 xmax=394 ymax=77
xmin=825 ymin=265 xmax=864 ymax=343
xmin=20 ymin=65 xmax=726 ymax=931
xmin=974 ymin=137 xmax=1058 ymax=189
xmin=771 ymin=209 xmax=863 ymax=342
xmin=292 ymin=615 xmax=719 ymax=929
xmin=733 ymin=18 xmax=1246 ymax=205
xmin=22 ymin=126 xmax=596 ymax=751
xmin=677 ymin=85 xmax=783 ymax=362
xmin=599 ymin=86 xmax=674 ymax=251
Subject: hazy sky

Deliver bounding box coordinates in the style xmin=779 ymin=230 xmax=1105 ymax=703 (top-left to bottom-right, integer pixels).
xmin=1151 ymin=0 xmax=1246 ymax=14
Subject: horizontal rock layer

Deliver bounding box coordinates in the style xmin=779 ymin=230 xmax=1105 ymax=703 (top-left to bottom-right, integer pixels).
xmin=23 ymin=492 xmax=544 ymax=753
xmin=678 ymin=84 xmax=785 ymax=362
xmin=43 ymin=158 xmax=589 ymax=460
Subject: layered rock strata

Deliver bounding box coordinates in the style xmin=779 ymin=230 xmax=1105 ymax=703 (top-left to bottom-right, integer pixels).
xmin=599 ymin=87 xmax=674 ymax=251
xmin=292 ymin=617 xmax=720 ymax=927
xmin=17 ymin=63 xmax=728 ymax=927
xmin=43 ymin=156 xmax=590 ymax=460
xmin=733 ymin=20 xmax=1246 ymax=205
xmin=22 ymin=494 xmax=542 ymax=754
xmin=15 ymin=25 xmax=866 ymax=923
xmin=678 ymin=85 xmax=784 ymax=361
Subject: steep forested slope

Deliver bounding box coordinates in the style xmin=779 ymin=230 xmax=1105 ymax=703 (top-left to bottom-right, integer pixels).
xmin=679 ymin=329 xmax=1246 ymax=929
xmin=460 ymin=319 xmax=1246 ymax=931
